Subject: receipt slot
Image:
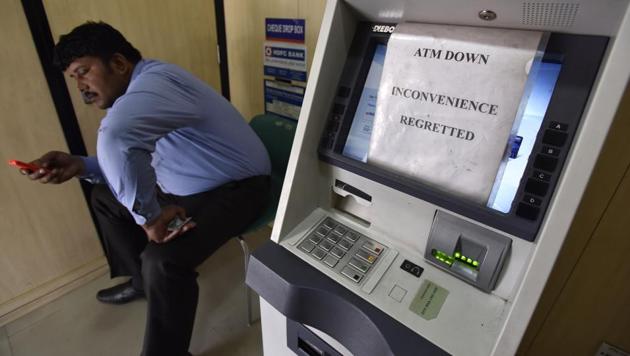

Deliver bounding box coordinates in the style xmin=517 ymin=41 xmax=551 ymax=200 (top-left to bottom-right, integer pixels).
xmin=245 ymin=1 xmax=630 ymax=356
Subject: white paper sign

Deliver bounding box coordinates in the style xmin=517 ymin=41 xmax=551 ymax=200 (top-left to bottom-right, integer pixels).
xmin=368 ymin=23 xmax=543 ymax=204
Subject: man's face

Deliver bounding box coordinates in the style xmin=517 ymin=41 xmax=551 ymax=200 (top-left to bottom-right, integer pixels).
xmin=65 ymin=56 xmax=129 ymax=109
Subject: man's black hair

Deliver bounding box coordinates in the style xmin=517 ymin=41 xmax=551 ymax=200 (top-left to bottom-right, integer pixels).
xmin=53 ymin=21 xmax=142 ymax=71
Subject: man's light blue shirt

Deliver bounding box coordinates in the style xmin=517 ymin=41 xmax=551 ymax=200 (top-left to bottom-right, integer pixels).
xmin=81 ymin=59 xmax=271 ymax=225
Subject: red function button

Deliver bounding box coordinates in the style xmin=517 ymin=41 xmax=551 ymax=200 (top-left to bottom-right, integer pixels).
xmin=362 ymin=241 xmax=384 ymax=256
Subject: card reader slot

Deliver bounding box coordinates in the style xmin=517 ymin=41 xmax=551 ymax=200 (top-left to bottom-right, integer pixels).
xmin=332 ymin=180 xmax=372 ymax=226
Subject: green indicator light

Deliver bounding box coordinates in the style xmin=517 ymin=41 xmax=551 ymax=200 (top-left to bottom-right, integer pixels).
xmin=460 ymin=255 xmax=466 ymax=260
xmin=467 ymin=258 xmax=472 ymax=263
xmin=473 ymin=261 xmax=479 ymax=266
xmin=454 ymin=252 xmax=461 ymax=258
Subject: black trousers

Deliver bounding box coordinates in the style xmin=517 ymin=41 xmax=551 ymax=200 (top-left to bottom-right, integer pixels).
xmin=90 ymin=175 xmax=270 ymax=356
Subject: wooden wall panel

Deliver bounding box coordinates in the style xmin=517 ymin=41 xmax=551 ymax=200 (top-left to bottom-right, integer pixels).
xmin=43 ymin=0 xmax=221 ymax=155
xmin=225 ymin=0 xmax=326 ymax=121
xmin=519 ymin=86 xmax=630 ymax=353
xmin=523 ymin=163 xmax=630 ymax=355
xmin=0 ymin=0 xmax=101 ymax=319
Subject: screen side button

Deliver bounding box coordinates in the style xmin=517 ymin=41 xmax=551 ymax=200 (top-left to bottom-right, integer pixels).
xmin=542 ymin=130 xmax=568 ymax=146
xmin=516 ymin=203 xmax=540 ymax=220
xmin=525 ymin=178 xmax=550 ymax=196
xmin=337 ymin=86 xmax=351 ymax=98
xmin=332 ymin=103 xmax=345 ymax=115
xmin=534 ymin=154 xmax=558 ymax=172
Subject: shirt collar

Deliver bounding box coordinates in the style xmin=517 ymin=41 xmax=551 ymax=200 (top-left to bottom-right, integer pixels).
xmin=130 ymin=59 xmax=148 ymax=82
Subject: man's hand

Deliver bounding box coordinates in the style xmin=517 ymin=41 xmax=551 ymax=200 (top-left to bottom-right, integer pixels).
xmin=142 ymin=205 xmax=196 ymax=244
xmin=25 ymin=151 xmax=85 ymax=184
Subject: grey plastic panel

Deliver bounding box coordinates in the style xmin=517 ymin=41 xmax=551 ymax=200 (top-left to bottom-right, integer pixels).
xmin=425 ymin=211 xmax=512 ymax=292
xmin=246 ymin=241 xmax=450 ymax=356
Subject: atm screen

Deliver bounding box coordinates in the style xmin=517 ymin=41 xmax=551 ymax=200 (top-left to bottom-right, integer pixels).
xmin=342 ymin=44 xmax=387 ymax=162
xmin=341 ymin=43 xmax=562 ymax=214
xmin=319 ymin=23 xmax=607 ymax=241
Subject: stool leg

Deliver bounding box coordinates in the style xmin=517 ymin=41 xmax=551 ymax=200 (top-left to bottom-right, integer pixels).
xmin=237 ymin=236 xmax=255 ymax=326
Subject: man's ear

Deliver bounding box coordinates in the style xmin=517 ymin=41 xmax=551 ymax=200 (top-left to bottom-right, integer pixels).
xmin=109 ymin=53 xmax=131 ymax=75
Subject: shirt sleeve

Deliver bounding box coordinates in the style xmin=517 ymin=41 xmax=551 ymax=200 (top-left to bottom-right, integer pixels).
xmin=78 ymin=156 xmax=105 ymax=184
xmin=97 ymin=82 xmax=201 ymax=225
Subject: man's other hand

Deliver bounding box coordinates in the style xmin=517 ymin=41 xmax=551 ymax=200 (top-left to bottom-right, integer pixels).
xmin=26 ymin=151 xmax=85 ymax=184
xmin=142 ymin=205 xmax=196 ymax=243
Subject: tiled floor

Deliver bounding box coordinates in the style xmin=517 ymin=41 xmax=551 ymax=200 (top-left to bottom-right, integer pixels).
xmin=0 ymin=228 xmax=271 ymax=356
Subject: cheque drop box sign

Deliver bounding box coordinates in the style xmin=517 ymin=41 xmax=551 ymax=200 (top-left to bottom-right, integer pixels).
xmin=368 ymin=23 xmax=543 ymax=204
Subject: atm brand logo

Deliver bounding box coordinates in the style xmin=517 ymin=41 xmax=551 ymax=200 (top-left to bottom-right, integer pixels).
xmin=372 ymin=25 xmax=396 ymax=33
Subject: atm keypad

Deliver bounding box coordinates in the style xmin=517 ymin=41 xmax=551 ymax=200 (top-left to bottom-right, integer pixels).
xmin=337 ymin=239 xmax=353 ymax=251
xmin=308 ymin=234 xmax=323 ymax=244
xmin=323 ymin=254 xmax=340 ymax=268
xmin=349 ymin=258 xmax=370 ymax=273
xmin=356 ymin=249 xmax=378 ymax=264
xmin=345 ymin=231 xmax=359 ymax=242
xmin=299 ymin=241 xmax=316 ymax=253
xmin=297 ymin=218 xmax=387 ymax=284
xmin=341 ymin=266 xmax=363 ymax=283
xmin=319 ymin=240 xmax=334 ymax=252
xmin=330 ymin=246 xmax=346 ymax=259
xmin=333 ymin=225 xmax=348 ymax=236
xmin=362 ymin=241 xmax=384 ymax=255
xmin=326 ymin=233 xmax=342 ymax=244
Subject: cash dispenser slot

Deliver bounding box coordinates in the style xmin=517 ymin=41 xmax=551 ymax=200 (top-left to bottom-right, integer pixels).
xmin=425 ymin=211 xmax=511 ymax=292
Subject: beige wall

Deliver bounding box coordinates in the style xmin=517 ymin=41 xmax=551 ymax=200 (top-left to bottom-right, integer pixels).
xmin=43 ymin=0 xmax=222 ymax=155
xmin=225 ymin=0 xmax=326 ymax=121
xmin=0 ymin=0 xmax=102 ymax=324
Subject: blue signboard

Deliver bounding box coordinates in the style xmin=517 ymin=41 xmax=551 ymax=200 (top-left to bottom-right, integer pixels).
xmin=265 ymin=18 xmax=305 ymax=43
xmin=264 ymin=66 xmax=307 ymax=82
xmin=264 ymin=79 xmax=304 ymax=120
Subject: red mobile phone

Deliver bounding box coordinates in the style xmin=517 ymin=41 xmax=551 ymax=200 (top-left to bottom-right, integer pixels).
xmin=7 ymin=159 xmax=48 ymax=173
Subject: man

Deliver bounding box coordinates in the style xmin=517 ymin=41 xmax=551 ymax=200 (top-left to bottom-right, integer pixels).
xmin=24 ymin=22 xmax=271 ymax=356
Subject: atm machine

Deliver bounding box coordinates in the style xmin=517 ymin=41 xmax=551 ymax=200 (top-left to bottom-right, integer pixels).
xmin=246 ymin=1 xmax=630 ymax=355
